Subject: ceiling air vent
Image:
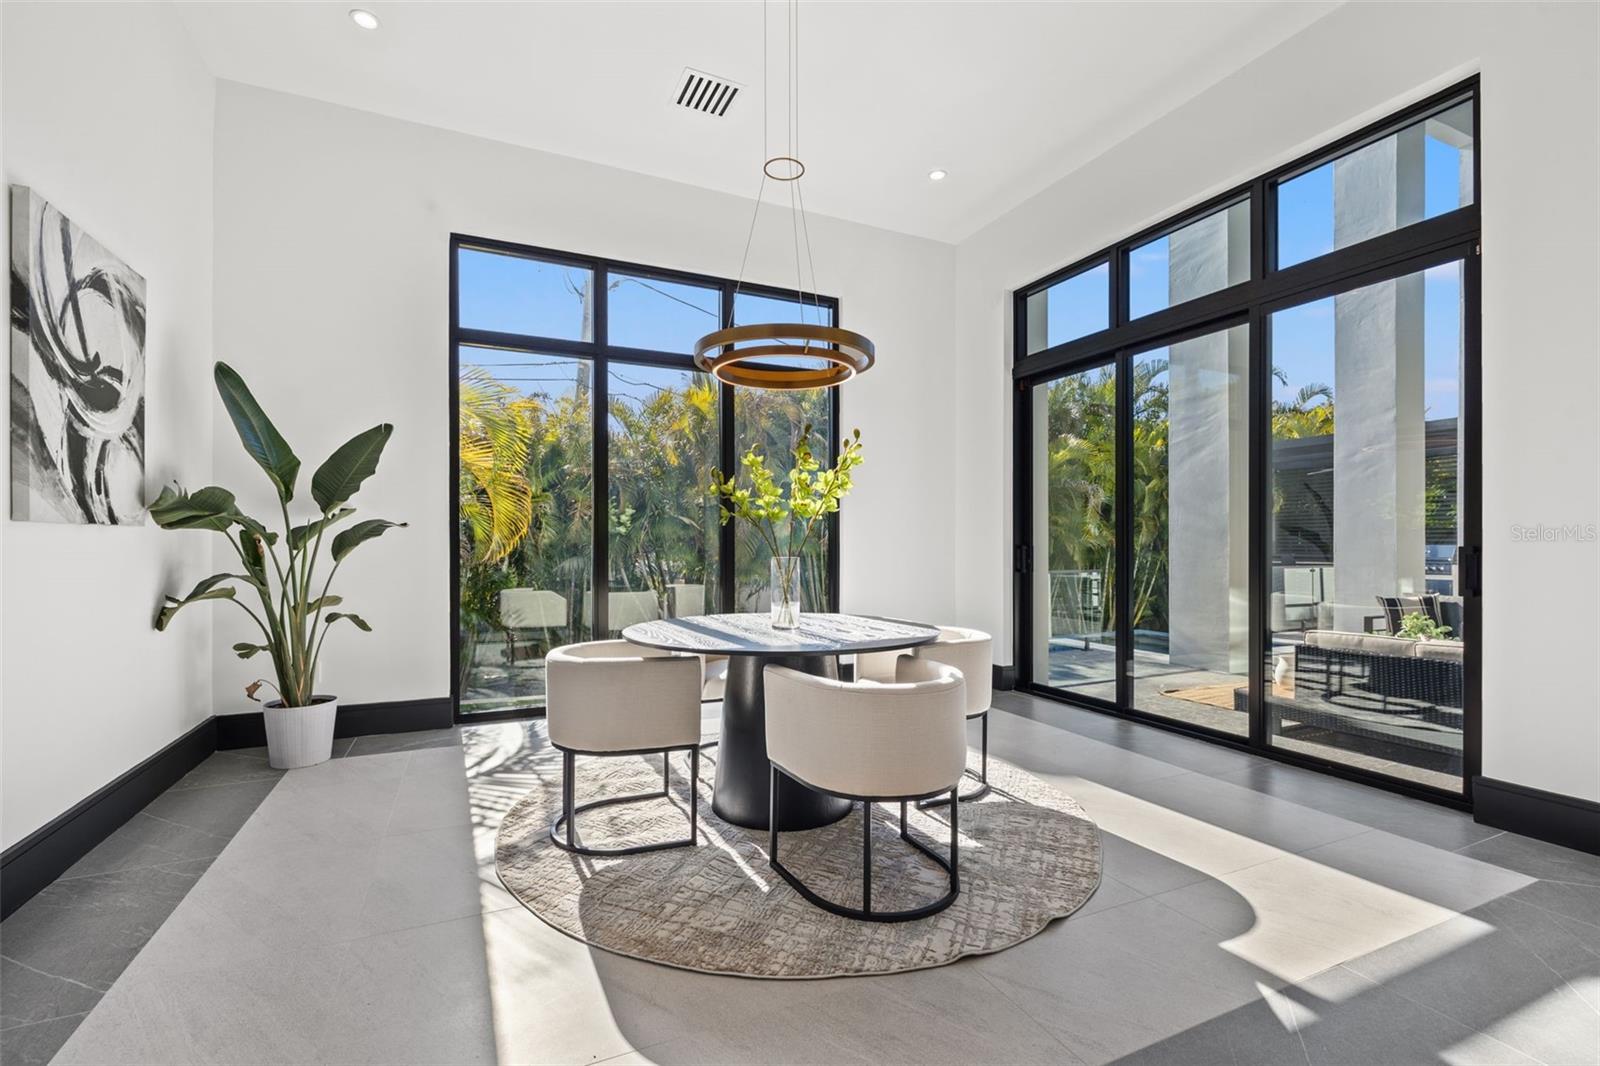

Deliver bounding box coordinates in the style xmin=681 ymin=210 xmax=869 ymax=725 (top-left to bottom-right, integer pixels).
xmin=674 ymin=68 xmax=742 ymax=117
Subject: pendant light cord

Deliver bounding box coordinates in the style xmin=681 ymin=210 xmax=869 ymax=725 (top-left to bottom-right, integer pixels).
xmin=728 ymin=0 xmax=826 ymax=336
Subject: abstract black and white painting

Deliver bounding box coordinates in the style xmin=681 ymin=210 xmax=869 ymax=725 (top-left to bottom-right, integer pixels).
xmin=10 ymin=186 xmax=146 ymax=524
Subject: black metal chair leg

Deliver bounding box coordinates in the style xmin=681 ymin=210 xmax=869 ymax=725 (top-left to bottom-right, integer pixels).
xmin=549 ymin=747 xmax=699 ymax=857
xmin=949 ymin=784 xmax=960 ymax=891
xmin=767 ymin=764 xmax=961 ymax=923
xmin=972 ymin=710 xmax=985 ymax=777
xmin=690 ymin=747 xmax=700 ymax=845
xmin=768 ymin=764 xmax=780 ymax=860
xmin=862 ymin=801 xmax=872 ymax=916
xmin=564 ymin=751 xmax=576 ymax=848
xmin=919 ymin=711 xmax=992 ymax=808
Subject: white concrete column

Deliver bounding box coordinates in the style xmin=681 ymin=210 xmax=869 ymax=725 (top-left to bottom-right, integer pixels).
xmin=1330 ymin=126 xmax=1428 ymax=631
xmin=1026 ymin=287 xmax=1049 ymax=355
xmin=1166 ymin=207 xmax=1250 ymax=672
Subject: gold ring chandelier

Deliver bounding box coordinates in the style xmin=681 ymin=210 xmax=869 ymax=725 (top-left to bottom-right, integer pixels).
xmin=693 ymin=0 xmax=875 ymax=390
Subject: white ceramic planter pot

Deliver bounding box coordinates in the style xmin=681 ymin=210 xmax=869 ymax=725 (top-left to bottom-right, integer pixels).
xmin=263 ymin=697 xmax=338 ymax=770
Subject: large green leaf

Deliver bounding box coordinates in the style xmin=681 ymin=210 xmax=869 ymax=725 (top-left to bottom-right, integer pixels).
xmin=155 ymin=574 xmax=240 ymax=631
xmin=331 ymin=519 xmax=407 ymax=562
xmin=312 ymin=425 xmax=393 ymax=513
xmin=215 ymin=362 xmax=301 ymax=505
xmin=325 ymin=611 xmax=372 ymax=632
xmin=288 ymin=507 xmax=355 ymax=552
xmin=148 ymin=484 xmax=239 ymax=531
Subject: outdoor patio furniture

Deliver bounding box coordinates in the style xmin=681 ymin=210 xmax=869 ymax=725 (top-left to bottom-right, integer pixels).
xmin=582 ymin=590 xmax=663 ymax=634
xmin=1290 ymin=630 xmax=1464 ymax=756
xmin=498 ymin=589 xmax=569 ymax=663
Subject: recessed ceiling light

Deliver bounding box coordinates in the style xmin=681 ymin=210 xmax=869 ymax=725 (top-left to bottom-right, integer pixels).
xmin=349 ymin=8 xmax=380 ymax=30
xmin=928 ymin=169 xmax=948 ymax=182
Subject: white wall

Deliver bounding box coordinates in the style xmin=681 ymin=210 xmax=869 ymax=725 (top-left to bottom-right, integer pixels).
xmin=952 ymin=1 xmax=1600 ymax=802
xmin=2 ymin=2 xmax=216 ymax=848
xmin=210 ymin=82 xmax=957 ymax=714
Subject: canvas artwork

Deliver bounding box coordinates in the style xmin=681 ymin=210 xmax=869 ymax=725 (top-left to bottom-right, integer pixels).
xmin=10 ymin=186 xmax=147 ymax=524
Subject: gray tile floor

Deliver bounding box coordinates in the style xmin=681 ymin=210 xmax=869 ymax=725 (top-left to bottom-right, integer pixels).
xmin=6 ymin=701 xmax=1598 ymax=1065
xmin=0 ymin=730 xmax=461 ymax=1065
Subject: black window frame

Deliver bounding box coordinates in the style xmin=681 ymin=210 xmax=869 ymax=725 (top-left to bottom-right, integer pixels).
xmin=450 ymin=234 xmax=843 ymax=723
xmin=1012 ymin=77 xmax=1481 ymax=807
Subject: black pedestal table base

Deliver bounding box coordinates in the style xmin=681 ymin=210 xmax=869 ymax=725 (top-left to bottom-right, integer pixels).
xmin=619 ymin=613 xmax=941 ymax=834
xmin=714 ymin=654 xmax=852 ymax=830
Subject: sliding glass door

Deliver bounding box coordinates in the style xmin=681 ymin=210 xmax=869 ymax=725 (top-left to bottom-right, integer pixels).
xmin=1013 ymin=80 xmax=1479 ymax=801
xmin=1129 ymin=325 xmax=1251 ymax=737
xmin=1026 ymin=361 xmax=1119 ymax=703
xmin=1264 ymin=260 xmax=1468 ymax=791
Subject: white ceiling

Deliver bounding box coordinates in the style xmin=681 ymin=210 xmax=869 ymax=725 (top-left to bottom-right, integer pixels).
xmin=175 ymin=1 xmax=1339 ymax=243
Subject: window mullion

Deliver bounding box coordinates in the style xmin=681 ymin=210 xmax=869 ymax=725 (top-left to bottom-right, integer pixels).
xmin=591 ymin=268 xmax=610 ymax=640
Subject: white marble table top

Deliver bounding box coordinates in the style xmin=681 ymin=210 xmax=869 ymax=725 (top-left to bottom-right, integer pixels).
xmin=621 ymin=612 xmax=939 ymax=656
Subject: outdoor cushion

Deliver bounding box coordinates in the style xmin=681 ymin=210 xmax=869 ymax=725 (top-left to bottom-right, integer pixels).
xmin=1376 ymin=593 xmax=1443 ymax=634
xmin=1306 ymin=629 xmax=1418 ymax=658
xmin=1413 ymin=640 xmax=1465 ymax=662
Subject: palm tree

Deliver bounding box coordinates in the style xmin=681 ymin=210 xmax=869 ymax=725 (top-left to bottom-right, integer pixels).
xmin=458 ymin=366 xmax=544 ymax=693
xmin=459 ymin=366 xmax=538 ymax=565
xmin=1271 ymin=369 xmax=1335 ymax=438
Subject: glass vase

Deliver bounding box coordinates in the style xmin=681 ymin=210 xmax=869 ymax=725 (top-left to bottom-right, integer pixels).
xmin=770 ymin=555 xmax=801 ymax=629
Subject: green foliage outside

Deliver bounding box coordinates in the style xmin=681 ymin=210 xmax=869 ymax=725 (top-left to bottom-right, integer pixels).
xmin=1042 ymin=361 xmax=1167 ymax=639
xmin=1045 ymin=361 xmax=1338 ymax=642
xmin=709 ymin=423 xmax=863 ymax=614
xmin=456 ymin=360 xmax=838 ymax=702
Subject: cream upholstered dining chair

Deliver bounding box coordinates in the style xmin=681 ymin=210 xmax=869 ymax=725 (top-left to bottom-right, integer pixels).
xmin=763 ymin=658 xmax=967 ymax=922
xmin=544 ymin=640 xmax=702 ymax=856
xmin=695 ymin=655 xmax=728 ymax=750
xmin=858 ymin=626 xmax=994 ymax=805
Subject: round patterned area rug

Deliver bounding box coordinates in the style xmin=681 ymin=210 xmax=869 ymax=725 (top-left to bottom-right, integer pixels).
xmin=494 ymin=737 xmax=1102 ymax=979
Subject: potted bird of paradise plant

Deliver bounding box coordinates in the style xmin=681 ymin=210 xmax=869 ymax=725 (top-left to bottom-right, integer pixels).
xmin=150 ymin=362 xmax=405 ymax=769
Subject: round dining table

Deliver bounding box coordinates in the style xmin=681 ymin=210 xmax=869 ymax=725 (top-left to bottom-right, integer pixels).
xmin=621 ymin=612 xmax=939 ymax=831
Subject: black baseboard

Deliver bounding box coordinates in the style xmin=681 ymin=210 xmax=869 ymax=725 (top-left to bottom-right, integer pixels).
xmin=215 ymin=696 xmax=454 ymax=750
xmin=1474 ymin=776 xmax=1600 ymax=855
xmin=0 ymin=717 xmax=217 ymax=920
xmin=993 ymin=664 xmax=1017 ymax=691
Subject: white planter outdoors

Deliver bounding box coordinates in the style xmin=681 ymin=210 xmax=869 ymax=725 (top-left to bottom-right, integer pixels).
xmin=263 ymin=697 xmax=339 ymax=769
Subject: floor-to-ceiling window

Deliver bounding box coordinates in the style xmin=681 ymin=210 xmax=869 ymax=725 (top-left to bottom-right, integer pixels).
xmin=1028 ymin=359 xmax=1119 ymax=703
xmin=451 ymin=238 xmax=840 ymax=719
xmin=1013 ymin=80 xmax=1479 ymax=801
xmin=1130 ymin=323 xmax=1252 ymax=738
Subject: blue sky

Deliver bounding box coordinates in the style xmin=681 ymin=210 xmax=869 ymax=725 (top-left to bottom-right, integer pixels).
xmin=458 ymin=253 xmax=833 ymax=408
xmin=1039 ymin=124 xmax=1469 ymax=423
xmin=459 ymin=244 xmax=840 ymax=403
xmin=1043 ymin=130 xmax=1468 ymax=350
xmin=1271 ymin=262 xmax=1462 ymax=422
xmin=464 ymin=120 xmax=1468 ymax=424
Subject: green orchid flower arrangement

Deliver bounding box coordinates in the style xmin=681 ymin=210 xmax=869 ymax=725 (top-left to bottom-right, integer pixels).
xmin=708 ymin=423 xmax=863 ymax=625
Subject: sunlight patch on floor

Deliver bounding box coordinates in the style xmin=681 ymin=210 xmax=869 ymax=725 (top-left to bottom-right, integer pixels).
xmin=1059 ymin=775 xmax=1497 ymax=983
xmin=1210 ymin=858 xmax=1492 ymax=982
